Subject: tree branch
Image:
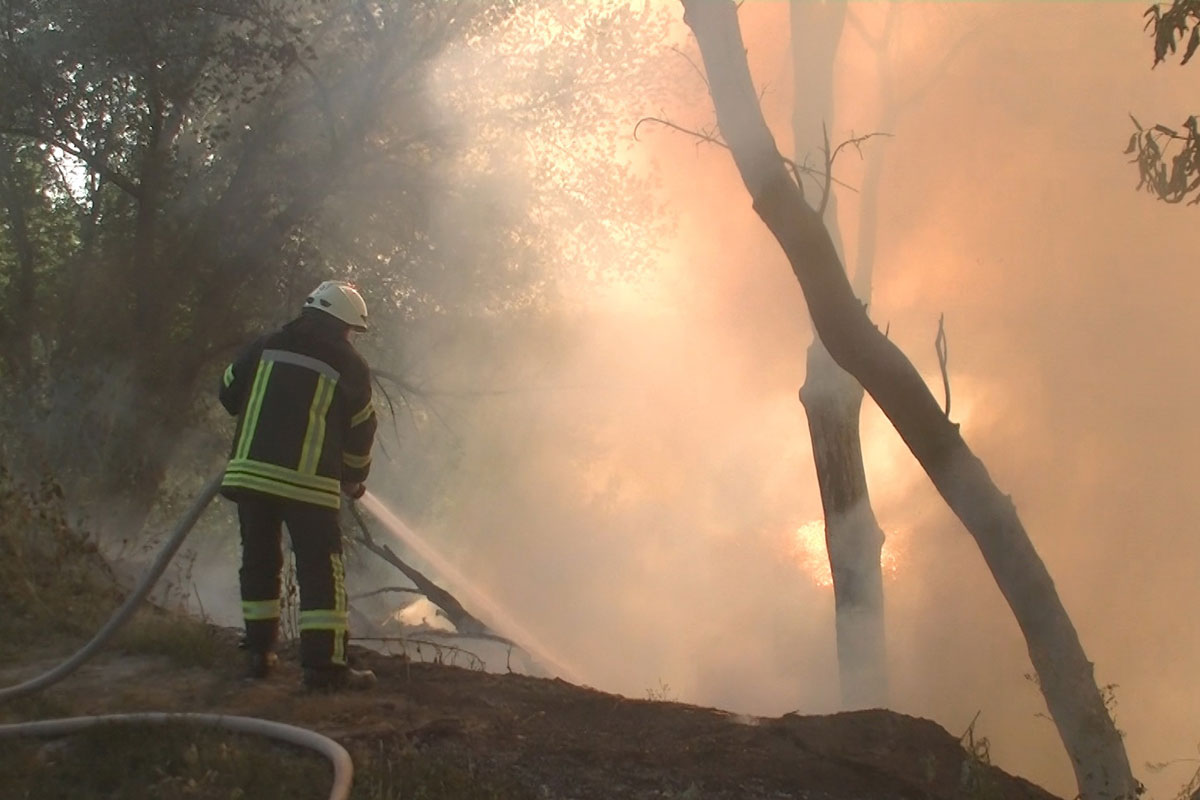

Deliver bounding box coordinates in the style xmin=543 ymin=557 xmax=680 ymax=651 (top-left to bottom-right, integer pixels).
xmin=680 ymin=3 xmax=1138 ymax=796
xmin=935 ymin=313 xmax=951 ymax=418
xmin=350 ymin=585 xmax=424 ymax=601
xmin=346 ymin=501 xmax=511 ymax=645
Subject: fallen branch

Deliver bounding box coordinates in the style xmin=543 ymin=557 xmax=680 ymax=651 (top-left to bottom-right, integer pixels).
xmin=346 ymin=503 xmax=511 ymax=645
xmin=350 ymin=586 xmax=424 ymax=601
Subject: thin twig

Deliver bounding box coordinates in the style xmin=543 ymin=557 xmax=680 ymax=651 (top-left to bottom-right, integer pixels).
xmin=670 ymin=44 xmax=710 ymax=91
xmin=819 ymin=122 xmax=833 ymax=217
xmin=829 ymin=131 xmax=892 ymax=168
xmin=819 ymin=129 xmax=893 ymax=214
xmin=351 ymin=585 xmax=424 ymax=601
xmin=635 ymin=116 xmax=858 ymax=196
xmin=935 ymin=313 xmax=951 ymax=418
xmin=634 ymin=116 xmax=727 ymax=149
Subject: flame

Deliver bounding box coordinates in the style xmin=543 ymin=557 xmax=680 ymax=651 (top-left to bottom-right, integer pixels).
xmin=789 ymin=519 xmax=903 ymax=589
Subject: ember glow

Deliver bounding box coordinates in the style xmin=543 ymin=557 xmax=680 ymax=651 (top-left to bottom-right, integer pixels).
xmin=789 ymin=520 xmax=904 ymax=589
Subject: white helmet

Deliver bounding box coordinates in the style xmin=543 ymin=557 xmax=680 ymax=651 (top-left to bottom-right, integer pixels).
xmin=304 ymin=280 xmax=368 ymax=331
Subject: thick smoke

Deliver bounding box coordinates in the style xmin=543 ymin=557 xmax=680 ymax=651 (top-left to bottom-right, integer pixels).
xmin=153 ymin=3 xmax=1198 ymax=798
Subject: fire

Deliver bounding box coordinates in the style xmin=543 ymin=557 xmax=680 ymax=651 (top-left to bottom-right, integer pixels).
xmin=789 ymin=520 xmax=903 ymax=589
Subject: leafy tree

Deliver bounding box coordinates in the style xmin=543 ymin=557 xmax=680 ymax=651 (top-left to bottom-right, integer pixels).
xmin=0 ymin=0 xmax=670 ymax=523
xmin=1128 ymin=0 xmax=1199 ymax=204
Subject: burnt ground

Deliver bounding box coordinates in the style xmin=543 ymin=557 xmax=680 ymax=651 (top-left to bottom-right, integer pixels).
xmin=1 ymin=627 xmax=1060 ymax=800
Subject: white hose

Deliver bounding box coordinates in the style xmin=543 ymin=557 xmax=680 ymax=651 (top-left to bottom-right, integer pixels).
xmin=0 ymin=713 xmax=353 ymax=800
xmin=0 ymin=470 xmax=357 ymax=800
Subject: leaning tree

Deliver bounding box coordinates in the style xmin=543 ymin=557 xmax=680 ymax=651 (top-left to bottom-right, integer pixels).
xmin=680 ymin=3 xmax=1138 ymax=798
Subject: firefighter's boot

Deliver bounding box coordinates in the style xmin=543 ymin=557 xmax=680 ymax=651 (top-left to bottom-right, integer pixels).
xmin=245 ymin=651 xmax=279 ymax=680
xmin=303 ymin=665 xmax=377 ymax=692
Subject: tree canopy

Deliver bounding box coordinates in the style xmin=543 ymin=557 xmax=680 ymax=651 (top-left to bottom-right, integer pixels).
xmin=0 ymin=0 xmax=671 ymax=514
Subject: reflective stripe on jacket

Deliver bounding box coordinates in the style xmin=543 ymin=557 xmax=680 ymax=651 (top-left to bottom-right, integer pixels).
xmin=219 ymin=318 xmax=376 ymax=509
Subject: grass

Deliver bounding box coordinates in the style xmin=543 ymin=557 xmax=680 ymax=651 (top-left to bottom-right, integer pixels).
xmin=0 ymin=724 xmax=331 ymax=800
xmin=352 ymin=741 xmax=535 ymax=800
xmin=114 ymin=609 xmax=225 ymax=670
xmin=0 ymin=467 xmax=122 ymax=663
xmin=0 ymin=725 xmax=535 ymax=800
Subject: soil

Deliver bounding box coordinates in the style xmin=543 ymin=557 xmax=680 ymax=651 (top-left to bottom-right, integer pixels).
xmin=0 ymin=630 xmax=1061 ymax=800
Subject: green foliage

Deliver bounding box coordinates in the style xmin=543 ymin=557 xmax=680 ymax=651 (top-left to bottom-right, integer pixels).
xmin=0 ymin=0 xmax=674 ymax=515
xmin=1130 ymin=1 xmax=1200 ymax=205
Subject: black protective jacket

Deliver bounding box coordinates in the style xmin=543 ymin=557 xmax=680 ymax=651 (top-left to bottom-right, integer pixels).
xmin=218 ymin=314 xmax=377 ymax=509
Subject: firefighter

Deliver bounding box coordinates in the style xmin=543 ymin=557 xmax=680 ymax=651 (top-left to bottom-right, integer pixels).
xmin=218 ymin=280 xmax=378 ymax=691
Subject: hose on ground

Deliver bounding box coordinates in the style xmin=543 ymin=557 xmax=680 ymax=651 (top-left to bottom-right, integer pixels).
xmin=0 ymin=713 xmax=353 ymax=800
xmin=0 ymin=470 xmax=356 ymax=800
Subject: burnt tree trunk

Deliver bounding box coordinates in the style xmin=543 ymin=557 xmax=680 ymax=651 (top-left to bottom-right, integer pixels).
xmin=681 ymin=3 xmax=1137 ymax=798
xmin=790 ymin=3 xmax=888 ymax=710
xmin=800 ymin=339 xmax=887 ymax=709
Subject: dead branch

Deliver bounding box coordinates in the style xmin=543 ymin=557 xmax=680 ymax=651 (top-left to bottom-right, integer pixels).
xmin=350 ymin=585 xmax=424 ymax=601
xmin=382 ymin=627 xmax=520 ymax=647
xmin=670 ymin=44 xmax=710 ymax=90
xmin=637 ymin=116 xmax=857 ymax=197
xmin=634 ymin=116 xmax=727 ymax=149
xmin=935 ymin=313 xmax=950 ymax=418
xmin=679 ymin=4 xmax=1137 ymax=794
xmin=819 ymin=123 xmax=833 ymax=217
xmin=347 ymin=502 xmax=512 ymax=645
xmin=355 ymin=636 xmax=485 ymax=670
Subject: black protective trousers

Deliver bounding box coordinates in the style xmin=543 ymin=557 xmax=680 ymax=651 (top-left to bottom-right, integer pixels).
xmin=236 ymin=496 xmax=349 ymax=671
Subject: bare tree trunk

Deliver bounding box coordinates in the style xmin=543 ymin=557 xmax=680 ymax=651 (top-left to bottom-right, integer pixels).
xmin=789 ymin=3 xmax=888 ymax=710
xmin=681 ymin=3 xmax=1137 ymax=797
xmin=800 ymin=339 xmax=887 ymax=709
xmin=0 ymin=141 xmax=38 ymax=378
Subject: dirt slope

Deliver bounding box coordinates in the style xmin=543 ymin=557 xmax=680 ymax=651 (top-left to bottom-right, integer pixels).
xmin=1 ymin=628 xmax=1059 ymax=800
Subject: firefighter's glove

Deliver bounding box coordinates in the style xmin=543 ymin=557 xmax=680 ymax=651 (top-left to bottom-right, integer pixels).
xmin=341 ymin=481 xmax=366 ymax=500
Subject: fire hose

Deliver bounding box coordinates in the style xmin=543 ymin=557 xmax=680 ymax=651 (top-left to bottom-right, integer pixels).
xmin=0 ymin=471 xmax=354 ymax=800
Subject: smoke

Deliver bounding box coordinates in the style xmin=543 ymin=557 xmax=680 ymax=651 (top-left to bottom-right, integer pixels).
xmin=151 ymin=2 xmax=1198 ymax=798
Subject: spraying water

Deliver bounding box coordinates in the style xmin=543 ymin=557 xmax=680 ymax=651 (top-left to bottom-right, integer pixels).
xmin=359 ymin=491 xmax=587 ymax=685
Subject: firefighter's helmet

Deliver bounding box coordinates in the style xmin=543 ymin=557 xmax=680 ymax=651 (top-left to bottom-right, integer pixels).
xmin=304 ymin=280 xmax=368 ymax=331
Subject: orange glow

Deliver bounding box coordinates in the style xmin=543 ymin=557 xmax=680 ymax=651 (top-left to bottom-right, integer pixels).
xmin=789 ymin=520 xmax=903 ymax=589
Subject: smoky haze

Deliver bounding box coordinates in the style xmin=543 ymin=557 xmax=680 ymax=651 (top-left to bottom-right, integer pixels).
xmin=162 ymin=3 xmax=1198 ymax=799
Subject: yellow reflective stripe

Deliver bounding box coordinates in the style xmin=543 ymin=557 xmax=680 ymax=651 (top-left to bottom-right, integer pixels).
xmin=225 ymin=458 xmax=339 ymax=493
xmin=299 ymin=610 xmax=348 ymax=630
xmin=222 ymin=473 xmax=340 ymax=509
xmin=350 ymin=402 xmax=374 ymax=427
xmin=223 ymin=363 xmax=235 ymax=388
xmin=342 ymin=452 xmax=371 ymax=469
xmin=235 ymin=361 xmax=274 ymax=459
xmin=298 ymin=374 xmax=335 ymax=475
xmin=242 ymin=599 xmax=280 ymax=620
xmin=332 ymin=553 xmax=346 ymax=664
xmin=333 ymin=554 xmax=346 ymax=614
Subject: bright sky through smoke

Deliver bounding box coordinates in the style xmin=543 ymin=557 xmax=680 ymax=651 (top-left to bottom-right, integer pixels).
xmin=356 ymin=3 xmax=1200 ymax=798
